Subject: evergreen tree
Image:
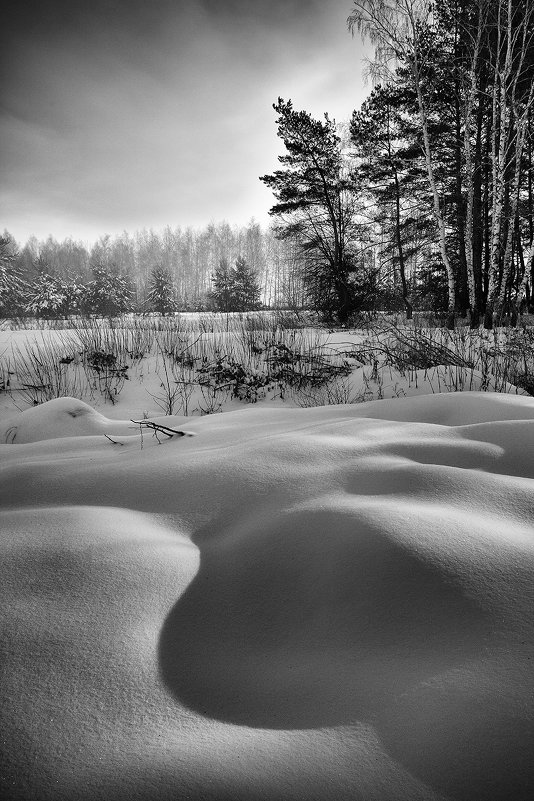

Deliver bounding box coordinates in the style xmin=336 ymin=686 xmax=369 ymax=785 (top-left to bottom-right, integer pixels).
xmin=351 ymin=84 xmax=426 ymax=319
xmin=146 ymin=265 xmax=177 ymax=315
xmin=0 ymin=234 xmax=26 ymax=317
xmin=260 ymin=98 xmax=363 ymax=324
xmin=209 ymin=258 xmax=236 ymax=312
xmin=232 ymin=256 xmax=262 ymax=310
xmin=84 ymin=266 xmax=133 ymax=316
xmin=61 ymin=276 xmax=84 ymax=316
xmin=25 ymin=272 xmax=68 ymax=318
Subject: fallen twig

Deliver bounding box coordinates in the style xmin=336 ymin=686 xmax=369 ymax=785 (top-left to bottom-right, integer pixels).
xmin=130 ymin=420 xmax=194 ymax=438
xmin=129 ymin=419 xmax=195 ymax=447
xmin=104 ymin=433 xmax=124 ymax=445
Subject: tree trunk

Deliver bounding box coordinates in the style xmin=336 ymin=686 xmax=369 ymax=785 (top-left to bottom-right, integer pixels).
xmin=392 ymin=145 xmax=412 ymax=319
xmin=394 ymin=197 xmax=412 ymax=319
xmin=463 ymin=0 xmax=486 ymax=327
xmin=485 ymin=75 xmax=509 ymax=327
xmin=412 ymin=65 xmax=456 ymax=328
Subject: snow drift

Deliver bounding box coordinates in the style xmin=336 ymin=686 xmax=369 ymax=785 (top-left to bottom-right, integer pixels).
xmin=1 ymin=393 xmax=533 ymax=801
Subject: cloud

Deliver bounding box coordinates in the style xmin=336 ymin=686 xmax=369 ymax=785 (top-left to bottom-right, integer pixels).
xmin=0 ymin=1 xmax=368 ymax=245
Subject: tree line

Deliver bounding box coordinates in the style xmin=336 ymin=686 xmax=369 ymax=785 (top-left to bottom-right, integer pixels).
xmin=0 ymin=223 xmax=304 ymax=318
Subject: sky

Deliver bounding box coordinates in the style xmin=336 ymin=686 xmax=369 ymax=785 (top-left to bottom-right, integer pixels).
xmin=1 ymin=0 xmax=370 ymax=247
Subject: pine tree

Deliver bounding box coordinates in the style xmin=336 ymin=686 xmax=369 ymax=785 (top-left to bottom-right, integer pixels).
xmin=0 ymin=234 xmax=26 ymax=317
xmin=209 ymin=258 xmax=236 ymax=312
xmin=232 ymin=257 xmax=262 ymax=311
xmin=25 ymin=272 xmax=67 ymax=318
xmin=62 ymin=276 xmax=84 ymax=316
xmin=84 ymin=266 xmax=133 ymax=317
xmin=146 ymin=265 xmax=177 ymax=315
xmin=351 ymin=84 xmax=425 ymax=319
xmin=260 ymin=98 xmax=362 ymax=324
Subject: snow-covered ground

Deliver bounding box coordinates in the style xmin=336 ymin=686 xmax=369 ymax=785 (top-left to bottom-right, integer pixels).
xmin=1 ymin=386 xmax=534 ymax=800
xmin=0 ymin=322 xmax=526 ymax=422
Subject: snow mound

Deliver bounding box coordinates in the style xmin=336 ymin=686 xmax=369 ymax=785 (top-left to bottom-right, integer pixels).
xmin=0 ymin=397 xmax=193 ymax=444
xmin=1 ymin=391 xmax=533 ymax=801
xmin=0 ymin=397 xmax=135 ymax=443
xmin=351 ymin=388 xmax=534 ymax=425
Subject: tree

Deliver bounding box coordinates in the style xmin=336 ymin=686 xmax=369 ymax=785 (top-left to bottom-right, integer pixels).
xmin=0 ymin=234 xmax=26 ymax=317
xmin=351 ymin=84 xmax=426 ymax=318
xmin=146 ymin=265 xmax=177 ymax=315
xmin=232 ymin=256 xmax=262 ymax=310
xmin=482 ymin=0 xmax=534 ymax=325
xmin=349 ymin=0 xmax=459 ymax=327
xmin=260 ymin=98 xmax=363 ymax=324
xmin=209 ymin=258 xmax=235 ymax=312
xmin=84 ymin=266 xmax=133 ymax=317
xmin=24 ymin=251 xmax=84 ymax=318
xmin=349 ymin=0 xmax=534 ymax=327
xmin=25 ymin=272 xmax=67 ymax=318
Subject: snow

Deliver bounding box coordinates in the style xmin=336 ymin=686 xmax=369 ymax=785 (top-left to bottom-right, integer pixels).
xmin=1 ymin=391 xmax=534 ymax=800
xmin=0 ymin=325 xmax=526 ymax=425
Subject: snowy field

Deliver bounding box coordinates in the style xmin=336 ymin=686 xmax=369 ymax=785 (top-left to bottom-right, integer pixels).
xmin=1 ymin=320 xmax=534 ymax=800
xmin=0 ymin=316 xmax=528 ymax=420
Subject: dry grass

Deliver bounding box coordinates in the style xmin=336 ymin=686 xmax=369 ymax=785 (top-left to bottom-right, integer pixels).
xmin=2 ymin=313 xmax=533 ymax=413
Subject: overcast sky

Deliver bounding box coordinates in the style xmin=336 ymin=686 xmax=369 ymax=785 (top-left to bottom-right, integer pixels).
xmin=1 ymin=0 xmax=369 ymax=246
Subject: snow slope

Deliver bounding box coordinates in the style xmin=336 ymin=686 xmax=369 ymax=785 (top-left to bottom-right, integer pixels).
xmin=1 ymin=393 xmax=534 ymax=801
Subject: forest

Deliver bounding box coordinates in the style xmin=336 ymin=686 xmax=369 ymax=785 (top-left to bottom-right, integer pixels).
xmin=1 ymin=0 xmax=534 ymax=329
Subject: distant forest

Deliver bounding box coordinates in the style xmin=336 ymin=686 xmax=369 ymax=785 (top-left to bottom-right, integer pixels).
xmin=1 ymin=222 xmax=306 ymax=312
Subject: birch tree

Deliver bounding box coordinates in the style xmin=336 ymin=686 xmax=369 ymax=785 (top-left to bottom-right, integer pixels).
xmin=483 ymin=0 xmax=534 ymax=326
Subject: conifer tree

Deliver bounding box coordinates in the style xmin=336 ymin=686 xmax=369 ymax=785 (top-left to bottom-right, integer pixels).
xmin=85 ymin=266 xmax=133 ymax=317
xmin=147 ymin=265 xmax=177 ymax=315
xmin=25 ymin=271 xmax=67 ymax=318
xmin=260 ymin=98 xmax=362 ymax=324
xmin=351 ymin=84 xmax=426 ymax=318
xmin=209 ymin=258 xmax=236 ymax=312
xmin=0 ymin=235 xmax=25 ymax=317
xmin=232 ymin=256 xmax=262 ymax=311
